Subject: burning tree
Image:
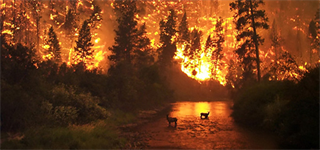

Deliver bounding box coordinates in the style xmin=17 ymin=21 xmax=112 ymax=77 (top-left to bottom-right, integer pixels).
xmin=87 ymin=2 xmax=102 ymax=31
xmin=73 ymin=20 xmax=94 ymax=67
xmin=268 ymin=51 xmax=305 ymax=81
xmin=230 ymin=0 xmax=269 ymax=83
xmin=45 ymin=26 xmax=62 ymax=63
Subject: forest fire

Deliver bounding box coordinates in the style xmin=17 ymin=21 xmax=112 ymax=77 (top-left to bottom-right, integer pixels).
xmin=1 ymin=0 xmax=318 ymax=85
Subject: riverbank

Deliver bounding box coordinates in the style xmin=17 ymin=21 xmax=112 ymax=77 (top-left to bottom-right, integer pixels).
xmin=0 ymin=103 xmax=172 ymax=149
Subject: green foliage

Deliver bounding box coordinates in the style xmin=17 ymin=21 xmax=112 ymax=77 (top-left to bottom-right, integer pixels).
xmin=48 ymin=84 xmax=108 ymax=124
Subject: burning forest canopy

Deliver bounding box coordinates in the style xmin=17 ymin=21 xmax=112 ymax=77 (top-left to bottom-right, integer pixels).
xmin=1 ymin=0 xmax=319 ymax=86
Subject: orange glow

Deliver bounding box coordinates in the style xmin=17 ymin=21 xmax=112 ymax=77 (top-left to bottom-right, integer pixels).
xmin=1 ymin=0 xmax=314 ymax=77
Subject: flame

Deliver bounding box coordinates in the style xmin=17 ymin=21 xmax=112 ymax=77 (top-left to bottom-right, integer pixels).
xmin=1 ymin=0 xmax=315 ymax=78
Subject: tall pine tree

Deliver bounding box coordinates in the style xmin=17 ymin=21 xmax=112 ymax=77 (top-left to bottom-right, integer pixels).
xmin=73 ymin=20 xmax=94 ymax=66
xmin=230 ymin=0 xmax=269 ymax=82
xmin=46 ymin=26 xmax=61 ymax=63
xmin=178 ymin=12 xmax=190 ymax=44
xmin=211 ymin=17 xmax=225 ymax=77
xmin=134 ymin=23 xmax=154 ymax=68
xmin=158 ymin=9 xmax=177 ymax=69
xmin=109 ymin=0 xmax=138 ymax=66
xmin=308 ymin=20 xmax=317 ymax=64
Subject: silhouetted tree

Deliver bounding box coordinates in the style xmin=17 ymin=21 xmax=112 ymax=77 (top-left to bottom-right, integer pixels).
xmin=308 ymin=20 xmax=317 ymax=64
xmin=158 ymin=9 xmax=177 ymax=69
xmin=190 ymin=29 xmax=202 ymax=58
xmin=73 ymin=20 xmax=94 ymax=66
xmin=211 ymin=17 xmax=225 ymax=77
xmin=230 ymin=0 xmax=269 ymax=82
xmin=109 ymin=0 xmax=138 ymax=67
xmin=205 ymin=35 xmax=213 ymax=52
xmin=134 ymin=23 xmax=154 ymax=69
xmin=1 ymin=42 xmax=38 ymax=84
xmin=178 ymin=12 xmax=190 ymax=43
xmin=270 ymin=19 xmax=282 ymax=63
xmin=46 ymin=26 xmax=61 ymax=63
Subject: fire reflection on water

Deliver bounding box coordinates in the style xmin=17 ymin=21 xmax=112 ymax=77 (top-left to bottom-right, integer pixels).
xmin=170 ymin=101 xmax=231 ymax=119
xmin=141 ymin=101 xmax=277 ymax=149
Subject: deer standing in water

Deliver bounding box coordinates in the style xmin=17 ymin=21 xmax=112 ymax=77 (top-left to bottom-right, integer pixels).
xmin=166 ymin=114 xmax=177 ymax=127
xmin=200 ymin=111 xmax=210 ymax=119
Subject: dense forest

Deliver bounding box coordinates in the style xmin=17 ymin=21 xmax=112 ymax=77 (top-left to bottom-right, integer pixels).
xmin=1 ymin=0 xmax=319 ymax=149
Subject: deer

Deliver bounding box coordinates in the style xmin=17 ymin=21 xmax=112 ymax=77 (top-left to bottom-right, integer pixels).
xmin=200 ymin=111 xmax=210 ymax=119
xmin=166 ymin=114 xmax=177 ymax=127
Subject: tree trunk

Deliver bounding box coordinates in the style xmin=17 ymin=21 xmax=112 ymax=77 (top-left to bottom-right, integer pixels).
xmin=249 ymin=0 xmax=261 ymax=82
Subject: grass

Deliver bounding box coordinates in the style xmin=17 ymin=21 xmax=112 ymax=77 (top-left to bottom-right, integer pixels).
xmin=1 ymin=116 xmax=132 ymax=149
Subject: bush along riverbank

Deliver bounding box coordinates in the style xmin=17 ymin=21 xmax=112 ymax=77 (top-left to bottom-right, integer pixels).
xmin=1 ymin=42 xmax=174 ymax=149
xmin=230 ymin=65 xmax=319 ymax=149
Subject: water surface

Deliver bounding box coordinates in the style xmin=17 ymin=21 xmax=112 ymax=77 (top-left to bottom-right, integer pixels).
xmin=136 ymin=101 xmax=278 ymax=149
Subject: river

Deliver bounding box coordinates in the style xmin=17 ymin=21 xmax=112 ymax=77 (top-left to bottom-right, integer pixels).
xmin=131 ymin=101 xmax=279 ymax=149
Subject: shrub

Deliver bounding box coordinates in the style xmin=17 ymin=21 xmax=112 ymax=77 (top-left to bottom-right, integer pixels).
xmin=231 ymin=80 xmax=295 ymax=127
xmin=49 ymin=84 xmax=109 ymax=124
